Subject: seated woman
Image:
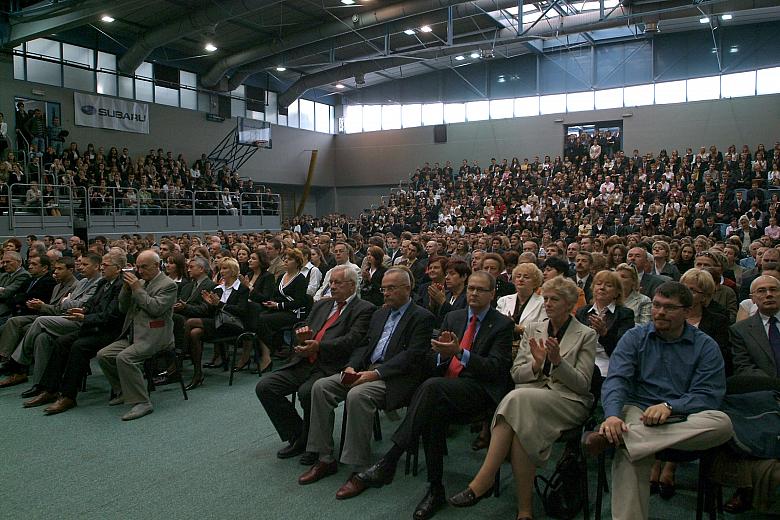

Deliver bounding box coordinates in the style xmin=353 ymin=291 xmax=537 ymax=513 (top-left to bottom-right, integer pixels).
xmin=435 ymin=259 xmax=470 ymax=319
xmin=360 ymin=245 xmax=386 ymax=307
xmin=575 ymin=269 xmax=635 ymax=379
xmin=232 ymin=250 xmax=276 ymax=371
xmin=165 ymin=253 xmax=188 ymax=297
xmin=497 ymin=262 xmax=547 ymax=342
xmin=252 ymin=248 xmax=310 ymax=373
xmin=615 ymin=263 xmax=652 ymax=325
xmin=184 ymin=257 xmax=249 ymax=390
xmin=448 ymin=276 xmax=597 ymax=520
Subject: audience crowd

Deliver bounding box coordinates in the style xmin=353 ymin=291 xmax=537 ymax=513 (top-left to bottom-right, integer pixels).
xmin=0 ymin=135 xmax=779 ymax=519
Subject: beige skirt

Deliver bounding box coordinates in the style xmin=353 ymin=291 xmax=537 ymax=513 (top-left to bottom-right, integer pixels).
xmin=493 ymin=386 xmax=590 ymax=467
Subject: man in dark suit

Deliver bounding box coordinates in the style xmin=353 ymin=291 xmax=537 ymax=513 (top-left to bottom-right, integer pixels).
xmin=729 ymin=275 xmax=780 ymax=383
xmin=415 ymin=256 xmax=446 ymax=319
xmin=627 ymin=247 xmax=667 ymax=298
xmin=570 ymin=251 xmax=594 ymax=303
xmin=171 ymin=256 xmax=216 ymax=350
xmin=256 ymin=265 xmax=375 ymax=464
xmin=299 ymin=267 xmax=434 ymax=496
xmin=25 ymin=252 xmax=126 ymax=412
xmin=355 ymin=271 xmax=514 ymax=519
xmin=0 ymin=251 xmax=31 ymax=319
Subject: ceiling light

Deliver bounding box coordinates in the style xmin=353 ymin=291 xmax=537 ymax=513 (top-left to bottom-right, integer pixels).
xmin=420 ymin=25 xmax=432 ymax=33
xmin=721 ymin=14 xmax=732 ymax=20
xmin=276 ymin=66 xmax=286 ymax=72
xmin=699 ymin=17 xmax=710 ymax=24
xmin=101 ymin=15 xmax=115 ymax=23
xmin=454 ymin=55 xmax=465 ymax=61
xmin=341 ymin=0 xmax=355 ymax=4
xmin=403 ymin=29 xmax=416 ymax=35
xmin=204 ymin=43 xmax=217 ymax=52
xmin=335 ymin=83 xmax=345 ymax=89
xmin=730 ymin=46 xmax=739 ymax=53
xmin=497 ymin=76 xmax=506 ymax=83
xmin=470 ymin=51 xmax=480 ymax=59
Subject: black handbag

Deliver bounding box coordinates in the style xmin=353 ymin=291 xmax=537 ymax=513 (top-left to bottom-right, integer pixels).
xmin=215 ymin=308 xmax=243 ymax=332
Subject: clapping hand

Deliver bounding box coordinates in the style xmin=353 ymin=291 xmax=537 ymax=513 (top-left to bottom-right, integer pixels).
xmin=431 ymin=330 xmax=460 ymax=358
xmin=201 ymin=290 xmax=220 ymax=305
xmin=588 ymin=314 xmax=608 ymax=336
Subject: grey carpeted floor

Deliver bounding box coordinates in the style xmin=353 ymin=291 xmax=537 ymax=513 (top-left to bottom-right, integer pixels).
xmin=1 ymin=360 xmax=773 ymax=520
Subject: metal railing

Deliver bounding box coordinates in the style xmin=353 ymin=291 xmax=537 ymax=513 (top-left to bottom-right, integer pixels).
xmin=8 ymin=182 xmax=82 ymax=228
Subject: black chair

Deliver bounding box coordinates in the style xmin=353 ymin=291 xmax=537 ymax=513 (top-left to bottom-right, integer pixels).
xmin=143 ymin=348 xmax=188 ymax=400
xmin=227 ymin=331 xmax=263 ymax=386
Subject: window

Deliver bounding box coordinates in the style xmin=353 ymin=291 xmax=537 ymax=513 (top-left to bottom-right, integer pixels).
xmin=514 ymin=96 xmax=539 ymax=117
xmin=686 ymin=75 xmax=720 ymax=101
xmin=97 ymin=52 xmax=117 ymax=96
xmin=654 ymin=80 xmax=686 ymax=105
xmin=119 ymin=75 xmax=134 ymax=99
xmin=721 ymin=71 xmax=755 ymax=98
xmin=230 ymin=85 xmax=246 ymax=118
xmin=466 ymin=100 xmax=490 ymax=121
xmin=135 ymin=62 xmax=153 ymax=102
xmin=344 ymin=105 xmax=363 ymax=133
xmin=299 ymin=99 xmax=315 ymax=131
xmin=13 ymin=45 xmax=24 ymax=80
xmin=26 ymin=39 xmax=61 ymax=86
xmin=421 ymin=103 xmax=443 ymax=126
xmin=63 ymin=43 xmax=94 ymax=91
xmin=566 ymin=91 xmax=594 ymax=112
xmin=594 ymin=88 xmax=622 ymax=109
xmin=489 ymin=99 xmax=513 ymax=120
xmin=401 ymin=104 xmax=421 ymax=128
xmin=623 ymin=84 xmax=654 ymax=107
xmin=443 ymin=103 xmax=465 ymax=124
xmin=287 ymin=99 xmax=299 ymax=128
xmin=362 ymin=104 xmax=381 ymax=132
xmin=330 ymin=106 xmax=336 ymax=134
xmin=315 ymin=102 xmax=330 ymax=133
xmin=180 ymin=71 xmax=197 ymax=109
xmin=757 ymin=67 xmax=780 ymax=95
xmin=381 ymin=105 xmax=402 ymax=130
xmin=539 ymin=94 xmax=566 ymax=114
xmin=265 ymin=91 xmax=278 ymax=124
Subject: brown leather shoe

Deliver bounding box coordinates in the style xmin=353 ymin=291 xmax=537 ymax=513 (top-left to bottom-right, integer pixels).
xmin=43 ymin=396 xmax=77 ymax=415
xmin=336 ymin=474 xmax=367 ymax=500
xmin=0 ymin=373 xmax=28 ymax=388
xmin=23 ymin=391 xmax=58 ymax=408
xmin=582 ymin=431 xmax=612 ymax=457
xmin=298 ymin=461 xmax=338 ymax=485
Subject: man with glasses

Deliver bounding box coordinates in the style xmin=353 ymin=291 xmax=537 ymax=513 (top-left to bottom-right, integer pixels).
xmin=584 ymin=281 xmax=733 ymax=520
xmin=300 ymin=267 xmax=434 ymax=498
xmin=356 ymin=271 xmax=513 ymax=519
xmin=96 ymin=250 xmax=177 ymax=421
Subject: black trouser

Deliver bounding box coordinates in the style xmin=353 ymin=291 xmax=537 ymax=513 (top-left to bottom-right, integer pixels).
xmin=390 ymin=377 xmax=493 ymax=485
xmin=255 ymin=361 xmax=327 ymax=443
xmin=726 ymin=375 xmax=780 ymax=394
xmin=40 ymin=332 xmax=114 ymax=400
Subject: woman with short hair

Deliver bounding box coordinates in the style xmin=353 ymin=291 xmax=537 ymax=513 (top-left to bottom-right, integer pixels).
xmin=614 ymin=263 xmax=652 ymax=326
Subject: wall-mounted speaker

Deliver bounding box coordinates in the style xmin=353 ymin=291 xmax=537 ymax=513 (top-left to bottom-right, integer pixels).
xmin=434 ymin=124 xmax=447 ymax=143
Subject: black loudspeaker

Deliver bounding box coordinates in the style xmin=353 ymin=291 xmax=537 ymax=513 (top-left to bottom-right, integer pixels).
xmin=434 ymin=124 xmax=447 ymax=143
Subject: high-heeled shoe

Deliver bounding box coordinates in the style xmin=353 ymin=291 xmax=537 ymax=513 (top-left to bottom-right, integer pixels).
xmin=232 ymin=359 xmax=251 ymax=372
xmin=203 ymin=360 xmax=223 ymax=369
xmin=259 ymin=360 xmax=274 ymax=375
xmin=185 ymin=374 xmax=205 ymax=390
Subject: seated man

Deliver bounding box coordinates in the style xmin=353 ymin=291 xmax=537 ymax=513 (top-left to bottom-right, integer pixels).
xmin=171 ymin=256 xmax=216 ymax=351
xmin=0 ymin=254 xmax=102 ymax=390
xmin=0 ymin=251 xmax=31 ymax=320
xmin=97 ymin=250 xmax=177 ymax=421
xmin=299 ymin=267 xmax=434 ymax=495
xmin=26 ymin=252 xmax=125 ymax=413
xmin=355 ymin=270 xmax=513 ymax=518
xmin=584 ymin=281 xmax=734 ymax=520
xmin=256 ymin=265 xmax=375 ymax=464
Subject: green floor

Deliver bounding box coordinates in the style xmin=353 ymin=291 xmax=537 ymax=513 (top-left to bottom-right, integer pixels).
xmin=1 ymin=361 xmax=773 ymax=520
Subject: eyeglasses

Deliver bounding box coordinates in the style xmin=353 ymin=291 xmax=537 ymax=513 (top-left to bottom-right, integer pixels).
xmin=751 ymin=287 xmax=780 ymax=296
xmin=466 ymin=286 xmax=492 ymax=294
xmin=651 ymin=301 xmax=689 ymax=312
xmin=380 ymin=284 xmax=409 ymax=293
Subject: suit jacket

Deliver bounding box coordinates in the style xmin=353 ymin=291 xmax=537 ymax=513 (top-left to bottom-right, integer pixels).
xmin=361 ymin=265 xmax=386 ymax=308
xmin=176 ymin=276 xmax=217 ymax=318
xmin=212 ymin=283 xmax=250 ymax=323
xmin=52 ymin=274 xmax=102 ymax=313
xmin=80 ymin=277 xmax=124 ymax=337
xmin=700 ymin=304 xmax=733 ymax=377
xmin=729 ymin=313 xmax=777 ymax=378
xmin=248 ymin=271 xmax=275 ymax=303
xmin=711 ymin=284 xmax=738 ymax=324
xmin=348 ymin=302 xmax=434 ymax=411
xmin=438 ymin=290 xmax=467 ymax=321
xmin=575 ymin=304 xmax=635 ymax=357
xmin=511 ymin=318 xmax=598 ymax=408
xmin=639 ymin=272 xmax=667 ymax=298
xmin=118 ymin=271 xmax=178 ymax=349
xmin=0 ymin=268 xmax=31 ymax=315
xmin=38 ymin=276 xmax=77 ymax=315
xmin=432 ymin=307 xmax=514 ymax=406
xmin=570 ymin=274 xmax=593 ymax=303
xmin=285 ymin=297 xmax=375 ymax=374
xmin=268 ymin=256 xmax=285 ymax=278
xmin=10 ymin=273 xmax=56 ymax=315
xmin=496 ymin=293 xmax=547 ymax=327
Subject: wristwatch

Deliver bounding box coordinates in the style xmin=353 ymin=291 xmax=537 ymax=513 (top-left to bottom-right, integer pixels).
xmin=661 ymin=402 xmax=673 ymax=412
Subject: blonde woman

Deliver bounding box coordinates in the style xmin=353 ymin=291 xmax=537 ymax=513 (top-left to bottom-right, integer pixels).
xmin=615 ymin=263 xmax=652 ymax=325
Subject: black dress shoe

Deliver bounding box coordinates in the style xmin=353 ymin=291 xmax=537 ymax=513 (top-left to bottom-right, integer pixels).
xmin=356 ymin=458 xmax=397 ymax=488
xmin=448 ymin=484 xmax=494 ymax=508
xmin=277 ymin=441 xmax=305 ymax=459
xmin=723 ymin=488 xmax=752 ymax=514
xmin=20 ymin=385 xmax=41 ymax=398
xmin=414 ymin=485 xmax=446 ymax=520
xmin=185 ymin=375 xmax=204 ymax=391
xmin=650 ymin=480 xmax=660 ymax=495
xmin=299 ymin=451 xmax=318 ymax=465
xmin=658 ymin=482 xmax=676 ymax=500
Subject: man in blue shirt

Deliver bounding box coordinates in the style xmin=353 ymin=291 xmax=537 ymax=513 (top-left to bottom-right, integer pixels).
xmin=585 ymin=281 xmax=733 ymax=520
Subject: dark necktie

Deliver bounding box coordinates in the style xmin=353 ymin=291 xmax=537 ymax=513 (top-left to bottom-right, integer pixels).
xmin=310 ymin=301 xmax=346 ymax=363
xmin=768 ymin=316 xmax=780 ymax=376
xmin=446 ymin=314 xmax=478 ymax=378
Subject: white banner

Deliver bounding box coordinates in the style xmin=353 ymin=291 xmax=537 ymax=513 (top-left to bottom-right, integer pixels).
xmin=73 ymin=92 xmax=149 ymax=134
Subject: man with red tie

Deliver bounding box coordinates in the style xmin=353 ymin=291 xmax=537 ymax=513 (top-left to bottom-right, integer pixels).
xmin=256 ymin=265 xmax=375 ymax=465
xmin=354 ymin=271 xmax=514 ymax=520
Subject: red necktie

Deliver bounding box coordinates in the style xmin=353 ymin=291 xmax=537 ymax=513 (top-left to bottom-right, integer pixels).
xmin=445 ymin=314 xmax=478 ymax=378
xmin=309 ymin=301 xmax=346 ymax=363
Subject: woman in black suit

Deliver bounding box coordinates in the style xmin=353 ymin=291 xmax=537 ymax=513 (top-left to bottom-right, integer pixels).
xmin=252 ymin=248 xmax=310 ymax=372
xmin=185 ymin=257 xmax=249 ymax=390
xmin=165 ymin=253 xmax=189 ymax=298
xmin=575 ymin=269 xmax=635 ymax=380
xmin=436 ymin=259 xmax=470 ymax=320
xmin=360 ymin=245 xmax=386 ymax=307
xmin=232 ymin=250 xmax=276 ymax=371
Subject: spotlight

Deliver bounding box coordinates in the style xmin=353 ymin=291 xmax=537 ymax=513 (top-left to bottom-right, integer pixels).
xmin=403 ymin=29 xmax=416 ymax=35
xmin=335 ymin=83 xmax=345 ymax=89
xmin=276 ymin=66 xmax=286 ymax=72
xmin=341 ymin=0 xmax=355 ymax=4
xmin=101 ymin=15 xmax=115 ymax=23
xmin=699 ymin=17 xmax=710 ymax=24
xmin=420 ymin=25 xmax=433 ymax=33
xmin=454 ymin=55 xmax=465 ymax=61
xmin=721 ymin=14 xmax=732 ymax=20
xmin=204 ymin=43 xmax=218 ymax=52
xmin=470 ymin=51 xmax=480 ymax=59
xmin=729 ymin=46 xmax=739 ymax=53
